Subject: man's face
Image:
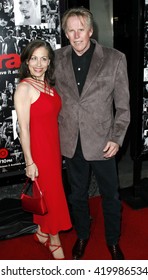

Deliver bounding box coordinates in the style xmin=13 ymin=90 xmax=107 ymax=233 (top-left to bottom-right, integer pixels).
xmin=8 ymin=83 xmax=13 ymax=92
xmin=65 ymin=15 xmax=93 ymax=56
xmin=21 ymin=33 xmax=26 ymax=39
xmin=3 ymin=0 xmax=12 ymax=13
xmin=0 ymin=18 xmax=8 ymax=26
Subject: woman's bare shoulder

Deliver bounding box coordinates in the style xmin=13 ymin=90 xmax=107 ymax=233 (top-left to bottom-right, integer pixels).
xmin=15 ymin=81 xmax=32 ymax=97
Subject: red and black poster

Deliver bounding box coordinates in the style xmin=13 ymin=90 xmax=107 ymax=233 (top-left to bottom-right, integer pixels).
xmin=0 ymin=0 xmax=61 ymax=176
xmin=142 ymin=0 xmax=148 ymax=154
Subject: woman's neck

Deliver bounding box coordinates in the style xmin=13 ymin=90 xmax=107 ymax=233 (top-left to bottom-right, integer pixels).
xmin=31 ymin=76 xmax=45 ymax=82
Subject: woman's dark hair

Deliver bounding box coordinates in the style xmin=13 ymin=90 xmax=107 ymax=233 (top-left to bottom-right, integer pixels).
xmin=19 ymin=39 xmax=55 ymax=86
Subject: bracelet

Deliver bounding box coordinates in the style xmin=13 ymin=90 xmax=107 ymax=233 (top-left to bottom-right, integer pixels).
xmin=26 ymin=162 xmax=34 ymax=167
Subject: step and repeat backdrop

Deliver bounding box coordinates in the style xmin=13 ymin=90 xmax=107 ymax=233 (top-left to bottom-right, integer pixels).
xmin=142 ymin=0 xmax=148 ymax=154
xmin=0 ymin=0 xmax=61 ymax=177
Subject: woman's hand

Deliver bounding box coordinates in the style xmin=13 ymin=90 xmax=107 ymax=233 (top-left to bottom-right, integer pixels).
xmin=25 ymin=162 xmax=38 ymax=181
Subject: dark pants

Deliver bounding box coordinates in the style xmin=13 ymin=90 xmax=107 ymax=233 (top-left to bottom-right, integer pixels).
xmin=65 ymin=141 xmax=121 ymax=246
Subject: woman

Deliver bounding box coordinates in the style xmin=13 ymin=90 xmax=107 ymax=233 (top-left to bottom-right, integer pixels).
xmin=14 ymin=40 xmax=72 ymax=260
xmin=14 ymin=0 xmax=41 ymax=26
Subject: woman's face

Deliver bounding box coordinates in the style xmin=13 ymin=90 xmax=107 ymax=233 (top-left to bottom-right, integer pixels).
xmin=18 ymin=0 xmax=35 ymax=19
xmin=27 ymin=46 xmax=50 ymax=80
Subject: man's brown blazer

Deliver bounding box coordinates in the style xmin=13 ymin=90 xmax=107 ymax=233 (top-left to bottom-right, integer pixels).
xmin=55 ymin=39 xmax=130 ymax=160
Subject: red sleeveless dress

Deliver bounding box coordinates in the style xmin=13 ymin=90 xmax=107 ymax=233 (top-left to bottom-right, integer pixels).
xmin=22 ymin=79 xmax=72 ymax=235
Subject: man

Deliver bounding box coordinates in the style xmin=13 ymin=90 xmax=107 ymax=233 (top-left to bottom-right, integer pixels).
xmin=3 ymin=29 xmax=17 ymax=54
xmin=55 ymin=7 xmax=130 ymax=260
xmin=3 ymin=0 xmax=13 ymax=14
xmin=30 ymin=30 xmax=38 ymax=41
xmin=18 ymin=32 xmax=30 ymax=54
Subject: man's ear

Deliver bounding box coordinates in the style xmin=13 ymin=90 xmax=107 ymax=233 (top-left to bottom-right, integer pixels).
xmin=65 ymin=33 xmax=69 ymax=40
xmin=89 ymin=28 xmax=93 ymax=38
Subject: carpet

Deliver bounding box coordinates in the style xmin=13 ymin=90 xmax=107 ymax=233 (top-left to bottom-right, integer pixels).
xmin=0 ymin=196 xmax=148 ymax=260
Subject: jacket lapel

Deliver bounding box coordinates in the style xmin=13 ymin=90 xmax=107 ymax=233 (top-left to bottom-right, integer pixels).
xmin=80 ymin=42 xmax=104 ymax=98
xmin=59 ymin=41 xmax=104 ymax=99
xmin=61 ymin=47 xmax=80 ymax=98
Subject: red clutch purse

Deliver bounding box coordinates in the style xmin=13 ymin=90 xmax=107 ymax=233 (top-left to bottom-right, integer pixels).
xmin=20 ymin=178 xmax=48 ymax=215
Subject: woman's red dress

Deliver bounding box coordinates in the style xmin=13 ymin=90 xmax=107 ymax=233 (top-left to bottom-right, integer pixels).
xmin=23 ymin=80 xmax=72 ymax=234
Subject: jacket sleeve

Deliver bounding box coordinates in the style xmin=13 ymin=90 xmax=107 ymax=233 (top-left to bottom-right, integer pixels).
xmin=111 ymin=53 xmax=130 ymax=146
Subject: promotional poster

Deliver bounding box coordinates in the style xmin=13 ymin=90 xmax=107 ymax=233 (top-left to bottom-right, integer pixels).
xmin=142 ymin=0 xmax=148 ymax=153
xmin=0 ymin=0 xmax=61 ymax=176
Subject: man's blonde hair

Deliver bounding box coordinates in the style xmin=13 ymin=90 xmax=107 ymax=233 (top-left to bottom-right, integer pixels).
xmin=62 ymin=7 xmax=93 ymax=33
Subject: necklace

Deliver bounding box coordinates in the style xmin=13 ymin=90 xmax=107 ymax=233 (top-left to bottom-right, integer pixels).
xmin=25 ymin=16 xmax=30 ymax=20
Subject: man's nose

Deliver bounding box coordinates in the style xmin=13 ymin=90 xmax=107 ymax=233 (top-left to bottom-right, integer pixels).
xmin=74 ymin=31 xmax=80 ymax=38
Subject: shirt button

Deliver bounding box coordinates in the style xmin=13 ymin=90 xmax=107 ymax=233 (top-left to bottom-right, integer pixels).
xmin=77 ymin=82 xmax=80 ymax=85
xmin=78 ymin=68 xmax=81 ymax=71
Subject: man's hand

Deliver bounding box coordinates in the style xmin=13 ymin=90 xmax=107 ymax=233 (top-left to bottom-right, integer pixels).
xmin=103 ymin=141 xmax=119 ymax=158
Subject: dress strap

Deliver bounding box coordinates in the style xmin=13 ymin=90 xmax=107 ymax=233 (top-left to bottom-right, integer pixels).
xmin=21 ymin=78 xmax=47 ymax=93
